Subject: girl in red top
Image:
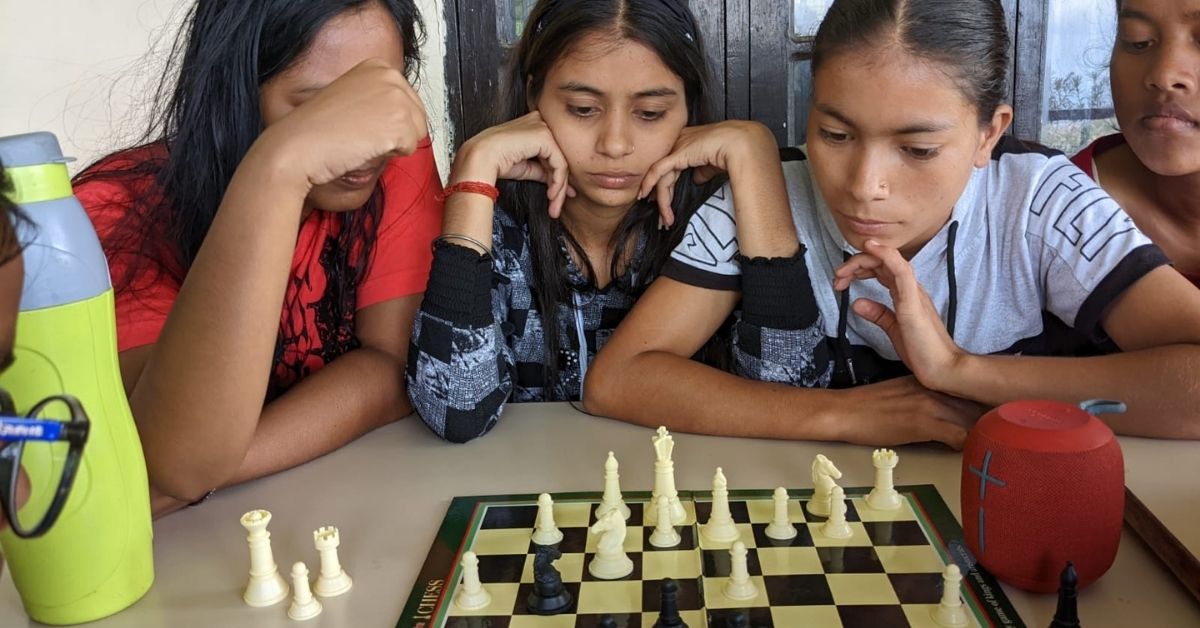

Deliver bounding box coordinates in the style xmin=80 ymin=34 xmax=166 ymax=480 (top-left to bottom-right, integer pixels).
xmin=1073 ymin=0 xmax=1200 ymax=286
xmin=73 ymin=0 xmax=442 ymax=516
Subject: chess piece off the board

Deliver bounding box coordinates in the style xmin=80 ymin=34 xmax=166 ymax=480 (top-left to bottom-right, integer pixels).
xmin=240 ymin=510 xmax=289 ymax=607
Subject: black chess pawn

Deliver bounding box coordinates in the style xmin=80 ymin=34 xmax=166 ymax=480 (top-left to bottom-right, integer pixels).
xmin=1048 ymin=561 xmax=1080 ymax=628
xmin=526 ymin=545 xmax=573 ymax=615
xmin=653 ymin=578 xmax=688 ymax=628
xmin=597 ymin=614 xmax=619 ymax=628
xmin=725 ymin=611 xmax=749 ymax=628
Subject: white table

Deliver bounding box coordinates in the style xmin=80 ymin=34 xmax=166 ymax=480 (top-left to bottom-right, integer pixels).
xmin=2 ymin=403 xmax=1198 ymax=627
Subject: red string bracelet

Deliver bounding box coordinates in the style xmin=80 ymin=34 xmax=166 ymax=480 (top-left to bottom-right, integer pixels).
xmin=438 ymin=181 xmax=500 ymax=203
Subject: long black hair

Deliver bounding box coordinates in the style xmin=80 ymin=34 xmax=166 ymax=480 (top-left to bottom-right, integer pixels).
xmin=501 ymin=0 xmax=722 ymax=391
xmin=73 ymin=0 xmax=424 ymax=343
xmin=812 ymin=0 xmax=1010 ymax=125
xmin=0 ymin=161 xmax=28 ymax=266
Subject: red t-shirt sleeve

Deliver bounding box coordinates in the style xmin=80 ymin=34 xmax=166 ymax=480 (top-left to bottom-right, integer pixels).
xmin=357 ymin=137 xmax=445 ymax=309
xmin=77 ymin=167 xmax=180 ymax=352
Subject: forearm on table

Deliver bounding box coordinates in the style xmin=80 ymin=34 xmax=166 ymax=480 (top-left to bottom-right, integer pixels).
xmin=131 ymin=151 xmax=309 ymax=500
xmin=230 ymin=346 xmax=409 ymax=484
xmin=149 ymin=346 xmax=408 ymax=518
xmin=588 ymin=350 xmax=841 ymax=441
xmin=942 ymin=344 xmax=1200 ymax=439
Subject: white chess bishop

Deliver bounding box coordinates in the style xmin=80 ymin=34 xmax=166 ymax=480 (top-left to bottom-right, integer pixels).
xmin=700 ymin=467 xmax=740 ymax=543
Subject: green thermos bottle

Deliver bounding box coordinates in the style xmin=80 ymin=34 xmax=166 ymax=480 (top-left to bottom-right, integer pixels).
xmin=0 ymin=132 xmax=154 ymax=624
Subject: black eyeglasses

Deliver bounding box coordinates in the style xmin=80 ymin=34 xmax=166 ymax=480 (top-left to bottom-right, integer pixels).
xmin=0 ymin=390 xmax=90 ymax=538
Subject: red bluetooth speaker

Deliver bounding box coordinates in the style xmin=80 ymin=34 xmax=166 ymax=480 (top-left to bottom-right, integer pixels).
xmin=960 ymin=399 xmax=1125 ymax=593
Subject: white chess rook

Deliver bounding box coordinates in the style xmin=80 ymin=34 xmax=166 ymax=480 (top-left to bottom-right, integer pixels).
xmin=532 ymin=493 xmax=564 ymax=545
xmin=287 ymin=562 xmax=323 ymax=621
xmin=240 ymin=509 xmax=289 ymax=607
xmin=820 ymin=486 xmax=853 ymax=539
xmin=722 ymin=541 xmax=758 ymax=601
xmin=764 ymin=487 xmax=798 ymax=540
xmin=700 ymin=467 xmax=740 ymax=543
xmin=454 ymin=551 xmax=492 ymax=610
xmin=807 ymin=454 xmax=843 ymax=517
xmin=313 ymin=526 xmax=353 ymax=597
xmin=646 ymin=426 xmax=687 ymax=526
xmin=931 ymin=564 xmax=970 ymax=627
xmin=649 ymin=495 xmax=682 ymax=548
xmin=866 ymin=448 xmax=903 ymax=510
xmin=595 ymin=451 xmax=632 ymax=521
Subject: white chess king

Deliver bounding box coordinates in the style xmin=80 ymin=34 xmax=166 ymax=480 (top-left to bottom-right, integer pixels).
xmin=646 ymin=426 xmax=687 ymax=526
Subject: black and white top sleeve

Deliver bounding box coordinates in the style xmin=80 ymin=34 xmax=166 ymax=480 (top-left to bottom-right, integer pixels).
xmin=662 ymin=184 xmax=833 ymax=387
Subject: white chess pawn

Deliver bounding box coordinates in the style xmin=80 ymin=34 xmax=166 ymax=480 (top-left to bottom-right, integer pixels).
xmin=646 ymin=426 xmax=687 ymax=526
xmin=240 ymin=509 xmax=289 ymax=607
xmin=648 ymin=495 xmax=682 ymax=548
xmin=866 ymin=448 xmax=903 ymax=510
xmin=931 ymin=564 xmax=970 ymax=627
xmin=722 ymin=541 xmax=758 ymax=601
xmin=764 ymin=487 xmax=797 ymax=540
xmin=819 ymin=486 xmax=853 ymax=539
xmin=454 ymin=551 xmax=492 ymax=610
xmin=807 ymin=454 xmax=842 ymax=517
xmin=531 ymin=493 xmax=564 ymax=545
xmin=700 ymin=467 xmax=740 ymax=543
xmin=287 ymin=562 xmax=323 ymax=621
xmin=313 ymin=526 xmax=353 ymax=597
xmin=595 ymin=451 xmax=632 ymax=521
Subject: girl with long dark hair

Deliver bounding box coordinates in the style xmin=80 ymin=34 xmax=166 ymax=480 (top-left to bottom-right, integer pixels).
xmin=589 ymin=0 xmax=1200 ymax=443
xmin=407 ymin=0 xmax=789 ymax=442
xmin=74 ymin=0 xmax=442 ymax=513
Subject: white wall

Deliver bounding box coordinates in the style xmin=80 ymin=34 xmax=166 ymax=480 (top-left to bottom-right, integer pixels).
xmin=0 ymin=0 xmax=452 ymax=177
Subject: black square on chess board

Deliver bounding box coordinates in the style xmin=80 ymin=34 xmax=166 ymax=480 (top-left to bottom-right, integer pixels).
xmin=399 ymin=488 xmax=1026 ymax=627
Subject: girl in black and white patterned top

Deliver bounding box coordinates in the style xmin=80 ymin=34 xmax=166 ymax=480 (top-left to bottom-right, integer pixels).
xmin=406 ymin=0 xmax=787 ymax=442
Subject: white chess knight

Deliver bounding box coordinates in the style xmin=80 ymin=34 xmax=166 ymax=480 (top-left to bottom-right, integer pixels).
xmin=931 ymin=564 xmax=970 ymax=627
xmin=648 ymin=495 xmax=682 ymax=548
xmin=806 ymin=454 xmax=843 ymax=517
xmin=700 ymin=467 xmax=740 ymax=543
xmin=313 ymin=526 xmax=353 ymax=597
xmin=588 ymin=509 xmax=634 ymax=579
xmin=595 ymin=451 xmax=631 ymax=521
xmin=287 ymin=562 xmax=323 ymax=621
xmin=819 ymin=485 xmax=853 ymax=539
xmin=722 ymin=541 xmax=758 ymax=601
xmin=240 ymin=509 xmax=289 ymax=607
xmin=764 ymin=487 xmax=797 ymax=540
xmin=532 ymin=493 xmax=564 ymax=545
xmin=866 ymin=448 xmax=903 ymax=510
xmin=645 ymin=426 xmax=687 ymax=526
xmin=454 ymin=551 xmax=492 ymax=611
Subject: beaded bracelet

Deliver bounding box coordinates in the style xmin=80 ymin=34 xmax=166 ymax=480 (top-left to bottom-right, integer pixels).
xmin=438 ymin=180 xmax=500 ymax=203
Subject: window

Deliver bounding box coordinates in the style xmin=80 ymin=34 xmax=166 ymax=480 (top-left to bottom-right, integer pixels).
xmin=1039 ymin=0 xmax=1118 ymax=153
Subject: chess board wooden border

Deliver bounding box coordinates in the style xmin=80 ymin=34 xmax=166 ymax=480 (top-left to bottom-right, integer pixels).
xmin=398 ymin=485 xmax=1026 ymax=628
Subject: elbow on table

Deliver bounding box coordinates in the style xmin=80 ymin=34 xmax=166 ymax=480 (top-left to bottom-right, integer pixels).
xmin=145 ymin=454 xmax=238 ymax=504
xmin=581 ymin=351 xmax=623 ymax=418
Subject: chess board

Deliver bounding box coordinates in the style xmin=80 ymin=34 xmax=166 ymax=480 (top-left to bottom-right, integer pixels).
xmin=399 ymin=486 xmax=1025 ymax=627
